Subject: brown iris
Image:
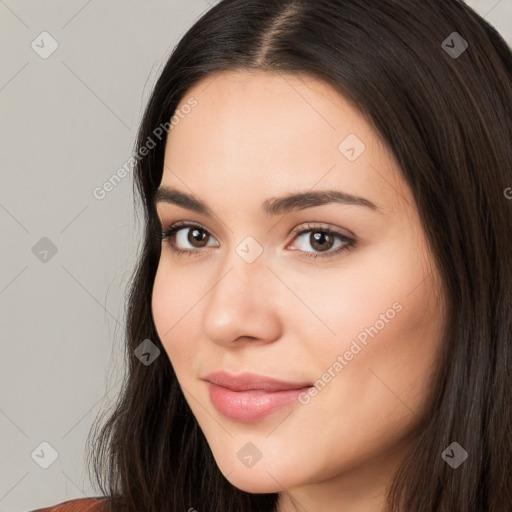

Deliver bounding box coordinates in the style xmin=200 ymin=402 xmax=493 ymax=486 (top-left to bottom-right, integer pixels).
xmin=309 ymin=231 xmax=334 ymax=252
xmin=188 ymin=227 xmax=209 ymax=248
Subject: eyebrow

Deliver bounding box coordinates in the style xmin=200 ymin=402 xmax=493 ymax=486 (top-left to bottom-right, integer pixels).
xmin=153 ymin=186 xmax=379 ymax=216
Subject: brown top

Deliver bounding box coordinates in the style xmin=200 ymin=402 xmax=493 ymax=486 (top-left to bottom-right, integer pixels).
xmin=30 ymin=497 xmax=105 ymax=512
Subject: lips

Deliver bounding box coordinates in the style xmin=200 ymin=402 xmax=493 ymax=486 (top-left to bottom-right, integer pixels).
xmin=202 ymin=371 xmax=313 ymax=422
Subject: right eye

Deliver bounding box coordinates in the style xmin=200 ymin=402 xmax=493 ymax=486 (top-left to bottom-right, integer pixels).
xmin=160 ymin=221 xmax=219 ymax=256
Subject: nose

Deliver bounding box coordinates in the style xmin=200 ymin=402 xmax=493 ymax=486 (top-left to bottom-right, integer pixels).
xmin=201 ymin=244 xmax=283 ymax=348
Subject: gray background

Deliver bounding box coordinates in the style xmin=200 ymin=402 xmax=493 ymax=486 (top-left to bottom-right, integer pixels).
xmin=0 ymin=1 xmax=510 ymax=511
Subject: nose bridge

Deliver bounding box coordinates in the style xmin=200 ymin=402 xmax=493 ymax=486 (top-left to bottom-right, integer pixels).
xmin=201 ymin=236 xmax=282 ymax=345
xmin=212 ymin=232 xmax=269 ymax=298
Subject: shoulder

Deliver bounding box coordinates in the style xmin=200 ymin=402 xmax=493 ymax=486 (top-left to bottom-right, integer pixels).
xmin=29 ymin=497 xmax=106 ymax=512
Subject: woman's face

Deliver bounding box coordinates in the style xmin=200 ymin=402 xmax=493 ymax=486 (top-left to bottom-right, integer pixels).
xmin=152 ymin=70 xmax=446 ymax=507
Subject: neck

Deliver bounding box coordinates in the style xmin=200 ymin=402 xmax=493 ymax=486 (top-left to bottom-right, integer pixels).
xmin=275 ymin=441 xmax=409 ymax=512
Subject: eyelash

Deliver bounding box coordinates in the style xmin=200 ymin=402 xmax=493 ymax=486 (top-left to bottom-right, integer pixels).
xmin=157 ymin=221 xmax=356 ymax=260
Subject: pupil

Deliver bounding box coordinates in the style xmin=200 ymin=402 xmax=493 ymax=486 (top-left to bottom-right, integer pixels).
xmin=311 ymin=231 xmax=332 ymax=251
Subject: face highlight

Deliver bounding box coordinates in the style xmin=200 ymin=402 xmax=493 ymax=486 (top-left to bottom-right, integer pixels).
xmin=151 ymin=70 xmax=446 ymax=511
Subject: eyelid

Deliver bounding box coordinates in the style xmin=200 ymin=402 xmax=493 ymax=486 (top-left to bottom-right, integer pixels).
xmin=158 ymin=220 xmax=217 ymax=242
xmin=288 ymin=221 xmax=353 ymax=240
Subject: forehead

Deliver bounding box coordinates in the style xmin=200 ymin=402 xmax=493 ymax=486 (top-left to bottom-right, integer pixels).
xmin=161 ymin=70 xmax=411 ymax=216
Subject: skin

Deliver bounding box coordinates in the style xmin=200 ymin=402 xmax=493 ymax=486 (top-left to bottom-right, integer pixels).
xmin=151 ymin=70 xmax=447 ymax=512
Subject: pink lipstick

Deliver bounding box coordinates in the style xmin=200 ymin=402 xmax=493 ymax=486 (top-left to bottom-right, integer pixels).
xmin=203 ymin=371 xmax=312 ymax=423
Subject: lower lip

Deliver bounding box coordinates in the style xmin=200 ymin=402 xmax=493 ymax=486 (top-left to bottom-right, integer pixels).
xmin=207 ymin=382 xmax=310 ymax=423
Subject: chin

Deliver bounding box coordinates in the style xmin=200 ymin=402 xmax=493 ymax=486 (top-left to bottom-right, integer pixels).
xmin=224 ymin=469 xmax=285 ymax=494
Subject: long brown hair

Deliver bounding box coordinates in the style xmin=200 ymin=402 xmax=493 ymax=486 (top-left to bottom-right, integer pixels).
xmin=87 ymin=1 xmax=512 ymax=510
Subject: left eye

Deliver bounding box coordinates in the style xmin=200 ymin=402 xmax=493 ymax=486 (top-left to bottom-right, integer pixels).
xmin=290 ymin=228 xmax=352 ymax=255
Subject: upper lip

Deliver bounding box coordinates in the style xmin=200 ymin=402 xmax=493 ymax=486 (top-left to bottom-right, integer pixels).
xmin=203 ymin=371 xmax=312 ymax=392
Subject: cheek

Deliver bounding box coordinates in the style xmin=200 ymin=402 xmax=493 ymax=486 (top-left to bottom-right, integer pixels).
xmin=291 ymin=244 xmax=426 ymax=347
xmin=151 ymin=260 xmax=204 ymax=365
xmin=301 ymin=230 xmax=444 ymax=404
xmin=319 ymin=227 xmax=440 ymax=344
xmin=324 ymin=247 xmax=443 ymax=419
xmin=287 ymin=263 xmax=444 ymax=475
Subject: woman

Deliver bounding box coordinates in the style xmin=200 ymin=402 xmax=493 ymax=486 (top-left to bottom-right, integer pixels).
xmin=33 ymin=0 xmax=512 ymax=510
